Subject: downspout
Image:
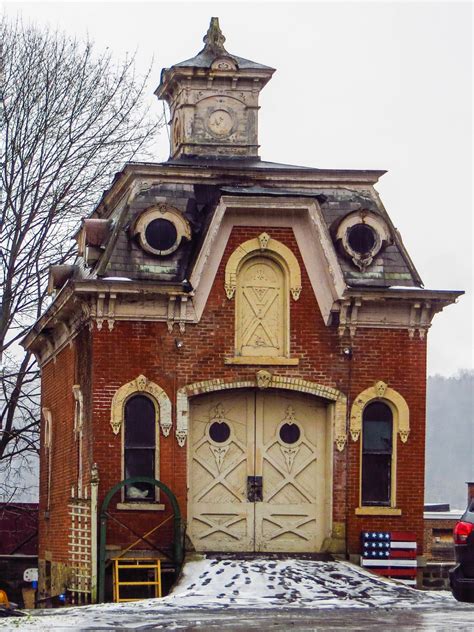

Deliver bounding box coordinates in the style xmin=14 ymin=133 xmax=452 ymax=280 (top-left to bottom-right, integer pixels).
xmin=342 ymin=343 xmax=353 ymax=558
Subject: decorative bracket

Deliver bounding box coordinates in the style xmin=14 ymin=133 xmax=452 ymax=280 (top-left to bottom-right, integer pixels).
xmin=72 ymin=385 xmax=84 ymax=435
xmin=110 ymin=375 xmax=172 ymax=437
xmin=350 ymin=381 xmax=410 ymax=443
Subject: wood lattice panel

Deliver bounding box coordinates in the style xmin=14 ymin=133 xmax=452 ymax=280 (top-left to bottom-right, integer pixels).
xmin=68 ymin=485 xmax=92 ymax=604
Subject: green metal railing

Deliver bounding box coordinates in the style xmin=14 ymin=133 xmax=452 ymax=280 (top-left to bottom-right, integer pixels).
xmin=98 ymin=476 xmax=183 ymax=603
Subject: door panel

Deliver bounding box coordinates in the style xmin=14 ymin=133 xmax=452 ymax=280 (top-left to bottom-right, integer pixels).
xmin=188 ymin=389 xmax=327 ymax=553
xmin=255 ymin=391 xmax=326 ymax=552
xmin=188 ymin=390 xmax=255 ymax=551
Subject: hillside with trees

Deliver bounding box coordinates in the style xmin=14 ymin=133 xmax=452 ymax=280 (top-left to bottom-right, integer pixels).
xmin=425 ymin=371 xmax=474 ymax=509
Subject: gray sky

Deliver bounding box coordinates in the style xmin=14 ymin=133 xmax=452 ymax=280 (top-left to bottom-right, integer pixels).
xmin=4 ymin=0 xmax=473 ymax=376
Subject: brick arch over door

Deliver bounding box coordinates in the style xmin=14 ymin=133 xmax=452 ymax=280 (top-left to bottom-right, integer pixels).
xmin=175 ymin=374 xmax=347 ymax=450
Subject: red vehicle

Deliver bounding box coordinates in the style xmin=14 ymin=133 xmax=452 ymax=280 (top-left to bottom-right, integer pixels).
xmin=450 ymin=498 xmax=474 ymax=602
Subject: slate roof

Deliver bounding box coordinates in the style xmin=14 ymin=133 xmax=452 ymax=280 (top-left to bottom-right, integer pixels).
xmin=81 ymin=173 xmax=422 ymax=291
xmin=167 ymin=17 xmax=274 ymax=73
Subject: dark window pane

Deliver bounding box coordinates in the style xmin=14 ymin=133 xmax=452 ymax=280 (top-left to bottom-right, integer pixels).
xmin=125 ymin=395 xmax=155 ymax=448
xmin=125 ymin=448 xmax=155 ymax=500
xmin=348 ymin=224 xmax=376 ymax=254
xmin=364 ymin=402 xmax=392 ymax=423
xmin=279 ymin=423 xmax=301 ymax=445
xmin=363 ymin=419 xmax=392 ymax=453
xmin=362 ymin=454 xmax=391 ymax=505
xmin=362 ymin=403 xmax=392 ymax=453
xmin=209 ymin=421 xmax=231 ymax=443
xmin=145 ymin=218 xmax=177 ymax=252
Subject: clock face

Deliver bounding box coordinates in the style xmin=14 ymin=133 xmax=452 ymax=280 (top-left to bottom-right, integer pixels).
xmin=207 ymin=109 xmax=234 ymax=138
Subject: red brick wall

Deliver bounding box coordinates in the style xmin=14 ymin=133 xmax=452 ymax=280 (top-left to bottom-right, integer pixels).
xmin=40 ymin=225 xmax=428 ymax=559
xmin=40 ymin=343 xmax=77 ymax=562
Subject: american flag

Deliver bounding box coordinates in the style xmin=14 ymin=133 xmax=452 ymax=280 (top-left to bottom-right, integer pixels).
xmin=360 ymin=531 xmax=417 ymax=586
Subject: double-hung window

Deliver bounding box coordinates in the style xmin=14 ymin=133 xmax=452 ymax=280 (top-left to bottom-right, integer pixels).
xmin=361 ymin=402 xmax=393 ymax=506
xmin=124 ymin=395 xmax=157 ymax=501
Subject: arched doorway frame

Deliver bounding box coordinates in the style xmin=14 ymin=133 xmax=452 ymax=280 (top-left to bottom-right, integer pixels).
xmin=175 ymin=373 xmax=347 ymax=450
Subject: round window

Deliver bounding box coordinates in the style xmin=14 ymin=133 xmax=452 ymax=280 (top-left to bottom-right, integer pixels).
xmin=145 ymin=218 xmax=178 ymax=253
xmin=347 ymin=224 xmax=376 ymax=255
xmin=209 ymin=421 xmax=231 ymax=443
xmin=279 ymin=423 xmax=301 ymax=445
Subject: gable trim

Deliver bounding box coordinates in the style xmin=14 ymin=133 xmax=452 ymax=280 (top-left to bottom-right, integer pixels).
xmin=189 ymin=195 xmax=347 ymax=325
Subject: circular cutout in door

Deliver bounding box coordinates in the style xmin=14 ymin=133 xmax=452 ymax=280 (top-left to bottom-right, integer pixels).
xmin=209 ymin=421 xmax=231 ymax=444
xmin=279 ymin=423 xmax=301 ymax=445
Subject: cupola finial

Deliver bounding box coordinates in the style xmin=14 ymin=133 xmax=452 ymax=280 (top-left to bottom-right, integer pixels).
xmin=203 ymin=17 xmax=227 ymax=54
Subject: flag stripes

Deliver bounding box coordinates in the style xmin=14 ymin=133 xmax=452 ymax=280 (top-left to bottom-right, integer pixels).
xmin=360 ymin=530 xmax=418 ymax=586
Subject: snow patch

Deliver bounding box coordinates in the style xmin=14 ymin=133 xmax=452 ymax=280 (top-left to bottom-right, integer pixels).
xmin=0 ymin=557 xmax=456 ymax=629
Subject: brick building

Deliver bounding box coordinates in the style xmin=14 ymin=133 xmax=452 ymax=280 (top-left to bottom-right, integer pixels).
xmin=23 ymin=19 xmax=461 ymax=602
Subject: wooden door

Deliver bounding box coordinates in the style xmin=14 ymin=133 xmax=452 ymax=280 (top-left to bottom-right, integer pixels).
xmin=188 ymin=390 xmax=326 ymax=553
xmin=255 ymin=390 xmax=326 ymax=552
xmin=188 ymin=390 xmax=255 ymax=551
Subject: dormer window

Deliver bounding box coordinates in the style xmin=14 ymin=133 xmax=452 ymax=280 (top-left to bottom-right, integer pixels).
xmin=347 ymin=224 xmax=376 ymax=256
xmin=145 ymin=218 xmax=177 ymax=252
xmin=133 ymin=205 xmax=191 ymax=256
xmin=334 ymin=210 xmax=392 ymax=271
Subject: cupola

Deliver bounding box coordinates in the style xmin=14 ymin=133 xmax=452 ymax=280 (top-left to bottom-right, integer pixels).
xmin=155 ymin=18 xmax=275 ymax=160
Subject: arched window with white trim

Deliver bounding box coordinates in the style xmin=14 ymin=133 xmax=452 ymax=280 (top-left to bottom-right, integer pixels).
xmin=361 ymin=402 xmax=393 ymax=506
xmin=123 ymin=394 xmax=159 ymax=501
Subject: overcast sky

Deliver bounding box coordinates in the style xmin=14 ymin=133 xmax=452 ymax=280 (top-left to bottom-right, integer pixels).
xmin=4 ymin=1 xmax=473 ymax=376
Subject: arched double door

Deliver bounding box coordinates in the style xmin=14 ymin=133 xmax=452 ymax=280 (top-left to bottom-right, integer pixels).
xmin=188 ymin=389 xmax=330 ymax=553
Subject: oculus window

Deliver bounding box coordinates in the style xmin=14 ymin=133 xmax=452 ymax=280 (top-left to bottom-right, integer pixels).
xmin=133 ymin=204 xmax=191 ymax=256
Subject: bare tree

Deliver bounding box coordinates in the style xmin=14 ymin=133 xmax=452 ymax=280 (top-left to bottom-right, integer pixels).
xmin=0 ymin=18 xmax=162 ymax=498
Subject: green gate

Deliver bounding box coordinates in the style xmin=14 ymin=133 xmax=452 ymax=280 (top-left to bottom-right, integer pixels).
xmin=98 ymin=476 xmax=183 ymax=603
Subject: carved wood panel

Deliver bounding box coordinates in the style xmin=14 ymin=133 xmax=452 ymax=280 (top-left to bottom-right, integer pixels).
xmin=188 ymin=389 xmax=327 ymax=553
xmin=236 ymin=257 xmax=286 ymax=357
xmin=255 ymin=391 xmax=326 ymax=552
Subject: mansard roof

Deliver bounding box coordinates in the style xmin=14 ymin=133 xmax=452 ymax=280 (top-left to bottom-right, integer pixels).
xmin=66 ymin=159 xmax=419 ymax=291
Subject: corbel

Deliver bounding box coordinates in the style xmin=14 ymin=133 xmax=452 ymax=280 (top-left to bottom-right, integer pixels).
xmin=418 ymin=301 xmax=432 ymax=339
xmin=178 ymin=296 xmax=188 ymax=333
xmin=348 ymin=298 xmax=362 ymax=338
xmin=37 ymin=334 xmax=55 ymax=357
xmin=338 ymin=300 xmax=351 ymax=337
xmin=51 ymin=318 xmax=71 ymax=341
xmin=96 ymin=293 xmax=106 ymax=331
xmin=107 ymin=293 xmax=117 ymax=331
xmin=167 ymin=295 xmax=177 ymax=332
xmin=408 ymin=301 xmax=421 ymax=339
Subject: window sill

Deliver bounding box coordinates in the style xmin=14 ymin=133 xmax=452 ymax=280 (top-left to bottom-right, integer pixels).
xmin=355 ymin=506 xmax=402 ymax=516
xmin=225 ymin=356 xmax=299 ymax=366
xmin=116 ymin=503 xmax=165 ymax=511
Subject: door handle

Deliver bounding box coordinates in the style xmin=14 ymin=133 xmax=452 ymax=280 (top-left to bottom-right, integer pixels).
xmin=247 ymin=476 xmax=263 ymax=502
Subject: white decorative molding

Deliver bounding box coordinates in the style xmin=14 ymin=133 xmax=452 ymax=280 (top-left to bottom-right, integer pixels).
xmin=224 ymin=233 xmax=302 ymax=303
xmin=350 ymin=381 xmax=410 ymax=443
xmin=210 ymin=445 xmax=230 ymax=471
xmin=72 ymin=385 xmax=84 ymax=435
xmin=42 ymin=407 xmax=53 ymax=450
xmin=110 ymin=375 xmax=172 ymax=437
xmin=256 ymin=369 xmax=272 ymax=389
xmin=176 ymin=376 xmax=347 ymax=450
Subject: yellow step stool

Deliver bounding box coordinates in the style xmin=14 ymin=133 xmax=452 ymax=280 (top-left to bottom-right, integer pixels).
xmin=112 ymin=558 xmax=162 ymax=602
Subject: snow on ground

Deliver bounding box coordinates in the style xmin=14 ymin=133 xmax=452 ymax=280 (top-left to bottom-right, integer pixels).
xmin=0 ymin=557 xmax=457 ymax=630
